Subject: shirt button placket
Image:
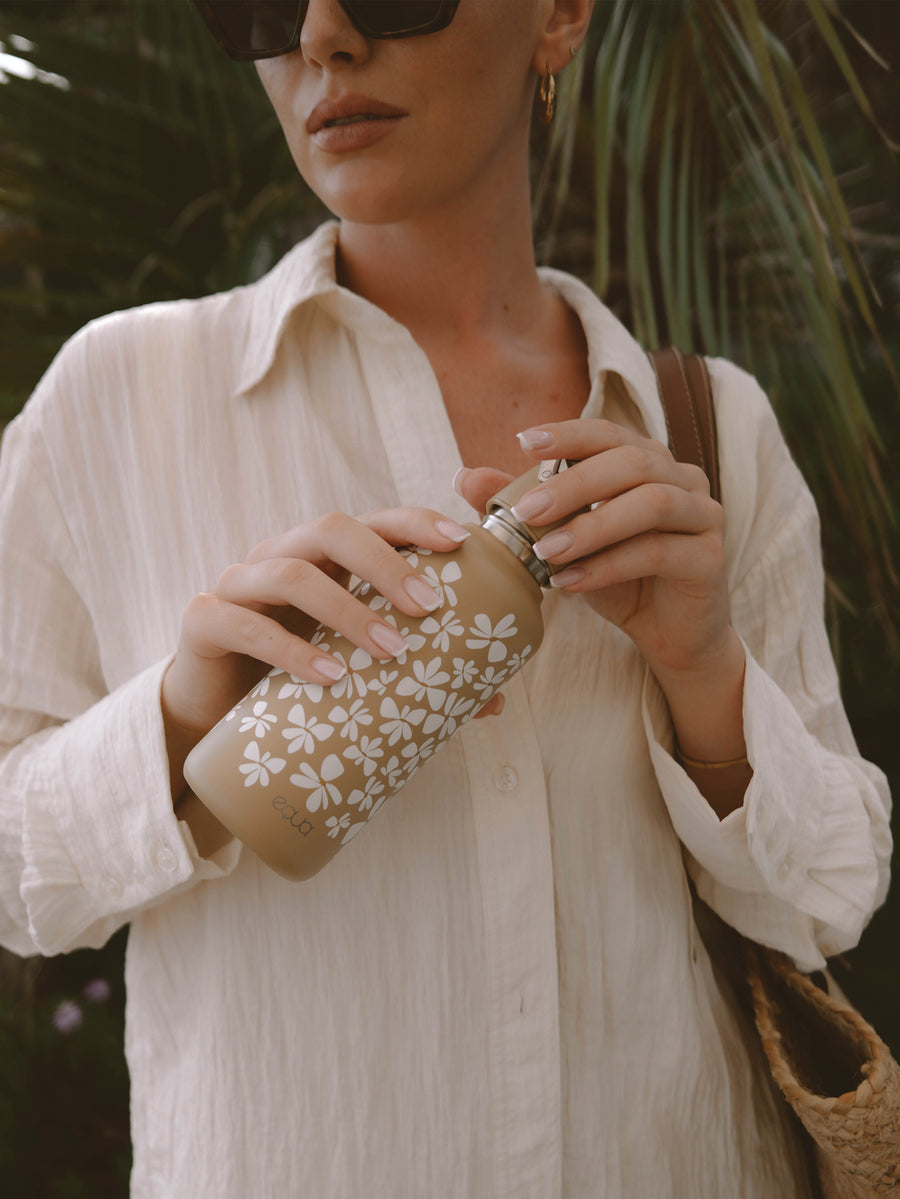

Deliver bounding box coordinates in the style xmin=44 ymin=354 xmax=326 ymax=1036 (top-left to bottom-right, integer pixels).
xmin=493 ymin=765 xmax=518 ymax=793
xmin=155 ymin=843 xmax=179 ymax=873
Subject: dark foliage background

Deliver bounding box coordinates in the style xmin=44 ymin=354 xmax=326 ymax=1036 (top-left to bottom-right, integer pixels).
xmin=0 ymin=1 xmax=897 ymax=1195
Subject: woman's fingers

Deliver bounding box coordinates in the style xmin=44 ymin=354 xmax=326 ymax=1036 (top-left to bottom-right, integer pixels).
xmin=248 ymin=507 xmax=469 ymax=614
xmin=181 ymin=591 xmax=351 ymax=685
xmin=217 ymin=555 xmax=421 ymax=666
xmin=452 ymin=466 xmax=516 ymax=515
xmin=513 ymin=441 xmax=708 ymax=528
xmin=251 ymin=507 xmax=469 ymax=563
xmin=197 ymin=507 xmax=475 ymax=682
xmin=548 ymin=529 xmax=725 ymax=593
xmin=532 ymin=483 xmax=722 ymax=566
xmin=165 ymin=508 xmax=476 ymax=743
xmin=518 ymin=417 xmax=670 ymax=462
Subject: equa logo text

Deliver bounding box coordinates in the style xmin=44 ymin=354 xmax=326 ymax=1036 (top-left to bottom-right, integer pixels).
xmin=272 ymin=796 xmax=313 ymax=836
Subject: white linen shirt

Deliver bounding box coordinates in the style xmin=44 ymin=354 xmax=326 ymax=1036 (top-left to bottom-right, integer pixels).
xmin=0 ymin=222 xmax=890 ymax=1199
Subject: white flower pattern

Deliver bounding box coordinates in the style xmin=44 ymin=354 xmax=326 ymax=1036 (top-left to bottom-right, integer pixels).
xmin=277 ymin=675 xmax=309 ymax=702
xmin=325 ymin=652 xmax=368 ymax=700
xmin=282 ymin=704 xmax=334 ymax=755
xmin=423 ymin=692 xmax=477 ymax=738
xmin=450 ymin=657 xmax=477 ymax=689
xmin=420 ymin=560 xmax=461 ymax=608
xmin=291 ymin=755 xmax=345 ymax=812
xmin=383 ymin=617 xmax=426 ymax=655
xmin=504 ymin=646 xmax=533 ymax=675
xmin=239 ymin=700 xmax=277 ymax=737
xmin=400 ymin=737 xmax=437 ymax=777
xmin=396 ymin=657 xmax=449 ymax=710
xmin=347 ymin=774 xmax=386 ymax=812
xmin=421 ymin=609 xmax=464 ymax=652
xmin=378 ymin=697 xmax=426 ymax=745
xmin=325 ymin=812 xmax=353 ymax=839
xmin=341 ymin=821 xmax=367 ymax=845
xmin=329 ymin=699 xmax=373 ymax=741
xmin=466 ymin=613 xmax=518 ymax=662
xmin=473 ymin=665 xmax=509 ymax=696
xmin=239 ymin=741 xmax=286 ymax=788
xmin=251 ymin=668 xmax=283 ymax=699
xmin=343 ymin=735 xmax=384 ymax=777
xmin=367 ymin=668 xmax=399 ymax=696
xmin=225 ymin=554 xmax=536 ymax=848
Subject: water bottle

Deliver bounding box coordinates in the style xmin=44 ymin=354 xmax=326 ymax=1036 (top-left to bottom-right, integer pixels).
xmin=183 ymin=462 xmax=568 ymax=880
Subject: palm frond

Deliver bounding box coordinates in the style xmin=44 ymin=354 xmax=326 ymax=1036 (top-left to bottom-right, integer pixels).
xmin=0 ymin=0 xmax=323 ymax=413
xmin=577 ymin=0 xmax=900 ymax=653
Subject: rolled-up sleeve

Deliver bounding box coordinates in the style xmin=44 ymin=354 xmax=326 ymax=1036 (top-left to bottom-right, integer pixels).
xmin=642 ymin=361 xmax=891 ymax=973
xmin=0 ymin=407 xmax=239 ymax=958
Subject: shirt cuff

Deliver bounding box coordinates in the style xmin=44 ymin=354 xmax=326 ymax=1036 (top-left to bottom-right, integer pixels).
xmin=20 ymin=657 xmax=240 ymax=954
xmin=641 ymin=645 xmax=883 ymax=963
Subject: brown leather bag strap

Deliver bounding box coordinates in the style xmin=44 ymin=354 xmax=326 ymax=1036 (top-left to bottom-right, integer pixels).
xmin=647 ymin=347 xmax=721 ymax=505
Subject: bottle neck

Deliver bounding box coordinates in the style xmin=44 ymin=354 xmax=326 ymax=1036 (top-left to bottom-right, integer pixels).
xmin=480 ymin=461 xmax=577 ymax=589
xmin=480 ymin=509 xmax=551 ymax=587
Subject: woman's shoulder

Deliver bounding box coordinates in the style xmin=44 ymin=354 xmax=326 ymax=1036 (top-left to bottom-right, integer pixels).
xmin=18 ymin=222 xmax=339 ymax=436
xmin=705 ymin=354 xmax=808 ymax=499
xmin=17 ymin=287 xmax=244 ymax=438
xmin=703 ymin=355 xmax=818 ymax=587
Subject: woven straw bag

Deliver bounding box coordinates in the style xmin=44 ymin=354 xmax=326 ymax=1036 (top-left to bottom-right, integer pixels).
xmin=746 ymin=945 xmax=900 ymax=1197
xmin=650 ymin=346 xmax=900 ymax=1196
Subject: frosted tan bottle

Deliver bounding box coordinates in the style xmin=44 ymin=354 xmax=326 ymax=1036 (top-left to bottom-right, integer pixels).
xmin=183 ymin=463 xmax=569 ymax=880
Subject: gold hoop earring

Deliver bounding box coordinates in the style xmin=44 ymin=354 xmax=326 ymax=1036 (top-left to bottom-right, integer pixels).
xmin=539 ymin=66 xmax=556 ymax=125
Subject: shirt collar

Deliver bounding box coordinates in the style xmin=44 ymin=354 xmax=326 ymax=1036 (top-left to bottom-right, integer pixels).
xmin=234 ymin=220 xmax=343 ymax=399
xmin=234 ymin=221 xmax=667 ymax=446
xmin=537 ymin=267 xmax=668 ymax=444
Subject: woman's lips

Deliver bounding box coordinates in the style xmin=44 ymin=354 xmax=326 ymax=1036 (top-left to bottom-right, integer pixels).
xmin=307 ymin=95 xmax=406 ymax=153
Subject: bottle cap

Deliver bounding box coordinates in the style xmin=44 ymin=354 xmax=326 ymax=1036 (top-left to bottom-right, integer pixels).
xmin=481 ymin=460 xmax=573 ymax=587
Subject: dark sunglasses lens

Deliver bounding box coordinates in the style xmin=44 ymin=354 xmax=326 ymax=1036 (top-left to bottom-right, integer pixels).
xmin=343 ymin=1 xmax=450 ymax=37
xmin=205 ymin=1 xmax=305 ymax=56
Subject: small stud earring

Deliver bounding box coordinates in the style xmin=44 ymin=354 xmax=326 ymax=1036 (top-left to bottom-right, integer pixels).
xmin=539 ymin=65 xmax=556 ymax=124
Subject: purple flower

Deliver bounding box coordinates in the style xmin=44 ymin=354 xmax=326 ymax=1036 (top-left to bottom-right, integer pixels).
xmin=52 ymin=1000 xmax=83 ymax=1034
xmin=83 ymin=978 xmax=111 ymax=1004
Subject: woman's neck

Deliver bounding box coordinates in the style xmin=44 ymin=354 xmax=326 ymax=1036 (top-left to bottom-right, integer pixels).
xmin=335 ymin=169 xmax=547 ymax=347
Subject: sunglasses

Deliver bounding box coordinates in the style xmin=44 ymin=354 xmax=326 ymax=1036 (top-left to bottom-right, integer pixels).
xmin=192 ymin=0 xmax=460 ymax=61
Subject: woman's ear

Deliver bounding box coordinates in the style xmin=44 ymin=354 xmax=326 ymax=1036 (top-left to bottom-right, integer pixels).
xmin=533 ymin=0 xmax=594 ymax=75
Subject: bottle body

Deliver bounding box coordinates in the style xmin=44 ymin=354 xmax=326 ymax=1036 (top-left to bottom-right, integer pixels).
xmin=183 ymin=526 xmax=545 ymax=880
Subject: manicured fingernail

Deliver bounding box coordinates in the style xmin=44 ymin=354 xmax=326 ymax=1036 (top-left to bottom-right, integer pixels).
xmin=435 ymin=518 xmax=470 ymax=543
xmin=451 ymin=467 xmax=471 ymax=496
xmin=517 ymin=428 xmax=554 ymax=451
xmin=549 ymin=567 xmax=585 ymax=589
xmin=403 ymin=574 xmax=442 ymax=611
xmin=533 ymin=530 xmax=573 ymax=561
xmin=511 ymin=489 xmax=553 ymax=522
xmin=312 ymin=655 xmax=347 ymax=681
xmin=368 ymin=621 xmax=409 ymax=658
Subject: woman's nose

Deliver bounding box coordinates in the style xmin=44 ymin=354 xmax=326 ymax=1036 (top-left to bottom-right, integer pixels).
xmin=299 ymin=0 xmax=371 ymax=70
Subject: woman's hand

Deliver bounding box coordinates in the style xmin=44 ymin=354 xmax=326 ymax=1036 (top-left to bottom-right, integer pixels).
xmin=161 ymin=507 xmax=473 ymax=801
xmin=457 ymin=419 xmax=732 ymax=677
xmin=455 ymin=419 xmax=751 ymax=817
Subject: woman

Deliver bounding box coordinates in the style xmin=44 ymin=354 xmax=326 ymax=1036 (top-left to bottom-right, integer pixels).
xmin=0 ymin=1 xmax=890 ymax=1195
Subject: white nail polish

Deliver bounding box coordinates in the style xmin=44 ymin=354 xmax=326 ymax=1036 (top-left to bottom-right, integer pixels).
xmin=451 ymin=467 xmax=469 ymax=496
xmin=435 ymin=519 xmax=470 ymax=543
xmin=517 ymin=429 xmax=554 ymax=451
xmin=312 ymin=656 xmax=347 ymax=681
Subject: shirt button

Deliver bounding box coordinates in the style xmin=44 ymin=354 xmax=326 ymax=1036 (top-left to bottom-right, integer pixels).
xmin=155 ymin=843 xmax=179 ymax=873
xmin=100 ymin=874 xmax=122 ymax=898
xmin=776 ymin=853 xmax=794 ymax=882
xmin=493 ymin=765 xmax=518 ymax=793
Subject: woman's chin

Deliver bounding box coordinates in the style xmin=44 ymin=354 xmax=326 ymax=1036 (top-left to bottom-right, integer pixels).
xmin=307 ymin=181 xmax=433 ymax=230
